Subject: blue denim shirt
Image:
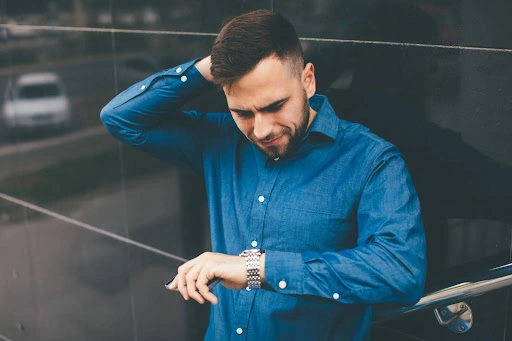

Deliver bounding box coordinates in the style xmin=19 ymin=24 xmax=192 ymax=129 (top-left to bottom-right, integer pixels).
xmin=101 ymin=59 xmax=426 ymax=341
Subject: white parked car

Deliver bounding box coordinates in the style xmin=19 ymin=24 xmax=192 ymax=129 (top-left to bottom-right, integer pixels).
xmin=2 ymin=72 xmax=71 ymax=131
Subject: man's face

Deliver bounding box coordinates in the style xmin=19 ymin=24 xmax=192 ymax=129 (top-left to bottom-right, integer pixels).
xmin=223 ymin=56 xmax=317 ymax=159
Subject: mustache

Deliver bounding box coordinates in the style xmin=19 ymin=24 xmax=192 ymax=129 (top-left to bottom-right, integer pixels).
xmin=254 ymin=134 xmax=281 ymax=143
xmin=249 ymin=128 xmax=291 ymax=143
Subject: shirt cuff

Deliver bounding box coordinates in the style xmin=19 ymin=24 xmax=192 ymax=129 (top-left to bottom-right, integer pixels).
xmin=264 ymin=250 xmax=304 ymax=295
xmin=162 ymin=57 xmax=211 ymax=97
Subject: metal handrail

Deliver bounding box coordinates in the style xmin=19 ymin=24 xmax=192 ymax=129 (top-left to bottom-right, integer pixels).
xmin=373 ymin=262 xmax=512 ymax=322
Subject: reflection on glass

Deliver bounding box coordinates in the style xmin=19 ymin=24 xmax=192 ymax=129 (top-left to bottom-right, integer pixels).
xmin=2 ymin=72 xmax=70 ymax=131
xmin=305 ymin=1 xmax=512 ymax=292
xmin=18 ymin=83 xmax=60 ymax=99
xmin=0 ymin=2 xmax=511 ymax=341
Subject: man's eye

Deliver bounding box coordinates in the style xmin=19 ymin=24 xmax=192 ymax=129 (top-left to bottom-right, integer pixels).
xmin=266 ymin=104 xmax=283 ymax=113
xmin=234 ymin=111 xmax=253 ymax=119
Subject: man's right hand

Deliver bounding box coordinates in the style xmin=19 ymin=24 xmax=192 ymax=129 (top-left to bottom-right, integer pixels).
xmin=167 ymin=252 xmax=247 ymax=305
xmin=195 ymin=56 xmax=214 ymax=82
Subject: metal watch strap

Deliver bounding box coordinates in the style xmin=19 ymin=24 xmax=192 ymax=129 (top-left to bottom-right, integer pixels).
xmin=239 ymin=249 xmax=263 ymax=289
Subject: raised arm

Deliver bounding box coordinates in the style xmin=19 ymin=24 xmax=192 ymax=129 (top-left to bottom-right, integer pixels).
xmin=100 ymin=57 xmax=215 ymax=172
xmin=195 ymin=55 xmax=214 ymax=82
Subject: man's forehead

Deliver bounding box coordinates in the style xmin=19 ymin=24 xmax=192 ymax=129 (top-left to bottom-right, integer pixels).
xmin=225 ymin=56 xmax=297 ymax=88
xmin=225 ymin=82 xmax=291 ymax=107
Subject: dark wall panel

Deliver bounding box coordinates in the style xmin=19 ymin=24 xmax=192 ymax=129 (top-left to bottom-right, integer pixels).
xmin=0 ymin=215 xmax=187 ymax=341
xmin=1 ymin=1 xmax=511 ymax=340
xmin=1 ymin=1 xmax=512 ymax=48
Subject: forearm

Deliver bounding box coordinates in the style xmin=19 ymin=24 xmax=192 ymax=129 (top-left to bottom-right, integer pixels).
xmin=100 ymin=58 xmax=211 ymax=146
xmin=264 ymin=234 xmax=425 ymax=305
xmin=263 ymin=152 xmax=426 ymax=305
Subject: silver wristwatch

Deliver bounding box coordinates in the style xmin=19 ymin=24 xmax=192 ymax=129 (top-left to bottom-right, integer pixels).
xmin=239 ymin=249 xmax=264 ymax=289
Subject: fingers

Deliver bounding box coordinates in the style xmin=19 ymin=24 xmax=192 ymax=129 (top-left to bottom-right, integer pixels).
xmin=177 ymin=271 xmax=190 ymax=301
xmin=167 ymin=252 xmax=233 ymax=305
xmin=196 ymin=271 xmax=218 ymax=305
xmin=170 ymin=263 xmax=217 ymax=305
xmin=173 ymin=258 xmax=198 ymax=300
xmin=186 ymin=266 xmax=205 ymax=304
xmin=165 ymin=275 xmax=178 ymax=290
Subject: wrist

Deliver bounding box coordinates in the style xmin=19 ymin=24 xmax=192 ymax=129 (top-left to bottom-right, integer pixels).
xmin=260 ymin=253 xmax=266 ymax=284
xmin=239 ymin=249 xmax=265 ymax=289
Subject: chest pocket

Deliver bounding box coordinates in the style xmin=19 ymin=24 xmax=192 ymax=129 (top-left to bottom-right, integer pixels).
xmin=275 ymin=190 xmax=358 ymax=253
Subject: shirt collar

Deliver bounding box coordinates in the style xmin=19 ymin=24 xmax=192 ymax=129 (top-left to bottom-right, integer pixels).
xmin=305 ymin=94 xmax=339 ymax=141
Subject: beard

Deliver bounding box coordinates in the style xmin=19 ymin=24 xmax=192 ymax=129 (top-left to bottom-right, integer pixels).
xmin=250 ymin=90 xmax=311 ymax=159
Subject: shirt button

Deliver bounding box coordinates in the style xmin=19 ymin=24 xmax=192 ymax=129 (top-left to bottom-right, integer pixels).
xmin=273 ymin=157 xmax=279 ymax=161
xmin=246 ymin=286 xmax=251 ymax=291
xmin=279 ymin=280 xmax=287 ymax=289
xmin=258 ymin=196 xmax=265 ymax=203
xmin=181 ymin=75 xmax=187 ymax=82
xmin=251 ymin=240 xmax=258 ymax=247
xmin=333 ymin=293 xmax=340 ymax=300
xmin=140 ymin=85 xmax=146 ymax=90
xmin=236 ymin=328 xmax=243 ymax=335
xmin=176 ymin=67 xmax=182 ymax=73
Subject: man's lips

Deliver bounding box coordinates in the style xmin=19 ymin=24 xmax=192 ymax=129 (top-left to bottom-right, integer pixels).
xmin=259 ymin=135 xmax=284 ymax=147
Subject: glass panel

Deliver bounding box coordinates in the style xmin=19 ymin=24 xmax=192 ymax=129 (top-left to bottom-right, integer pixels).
xmin=305 ymin=39 xmax=512 ymax=289
xmin=0 ymin=212 xmax=187 ymax=340
xmin=275 ymin=0 xmax=512 ymax=49
xmin=1 ymin=2 xmax=512 ymax=340
xmin=0 ymin=0 xmax=272 ymax=32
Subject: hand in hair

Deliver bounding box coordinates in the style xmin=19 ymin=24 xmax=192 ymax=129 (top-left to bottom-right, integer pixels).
xmin=195 ymin=56 xmax=214 ymax=82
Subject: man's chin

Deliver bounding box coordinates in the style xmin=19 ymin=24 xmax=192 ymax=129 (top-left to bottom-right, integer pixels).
xmin=257 ymin=145 xmax=283 ymax=159
xmin=258 ymin=142 xmax=298 ymax=159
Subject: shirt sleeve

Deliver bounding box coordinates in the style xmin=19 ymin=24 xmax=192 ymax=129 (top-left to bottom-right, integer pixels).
xmin=264 ymin=148 xmax=427 ymax=305
xmin=100 ymin=58 xmax=213 ymax=173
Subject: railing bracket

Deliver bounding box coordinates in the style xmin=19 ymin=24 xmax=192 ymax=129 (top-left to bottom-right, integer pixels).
xmin=434 ymin=302 xmax=473 ymax=333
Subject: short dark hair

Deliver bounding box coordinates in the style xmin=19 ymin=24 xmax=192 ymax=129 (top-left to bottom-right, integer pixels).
xmin=210 ymin=9 xmax=303 ymax=88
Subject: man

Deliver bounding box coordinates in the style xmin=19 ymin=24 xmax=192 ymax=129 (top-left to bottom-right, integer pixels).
xmin=101 ymin=9 xmax=426 ymax=341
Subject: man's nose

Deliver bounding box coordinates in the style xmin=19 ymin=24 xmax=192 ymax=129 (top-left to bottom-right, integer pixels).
xmin=252 ymin=113 xmax=274 ymax=140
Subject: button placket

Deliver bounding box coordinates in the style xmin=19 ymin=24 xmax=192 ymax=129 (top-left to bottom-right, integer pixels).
xmin=232 ymin=289 xmax=256 ymax=339
xmin=247 ymin=158 xmax=281 ymax=297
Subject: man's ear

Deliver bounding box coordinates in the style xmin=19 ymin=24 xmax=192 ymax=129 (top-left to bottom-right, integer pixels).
xmin=302 ymin=63 xmax=316 ymax=99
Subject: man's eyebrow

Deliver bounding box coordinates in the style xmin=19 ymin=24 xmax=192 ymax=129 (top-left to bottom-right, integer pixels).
xmin=229 ymin=97 xmax=289 ymax=114
xmin=258 ymin=97 xmax=289 ymax=112
xmin=229 ymin=107 xmax=251 ymax=114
